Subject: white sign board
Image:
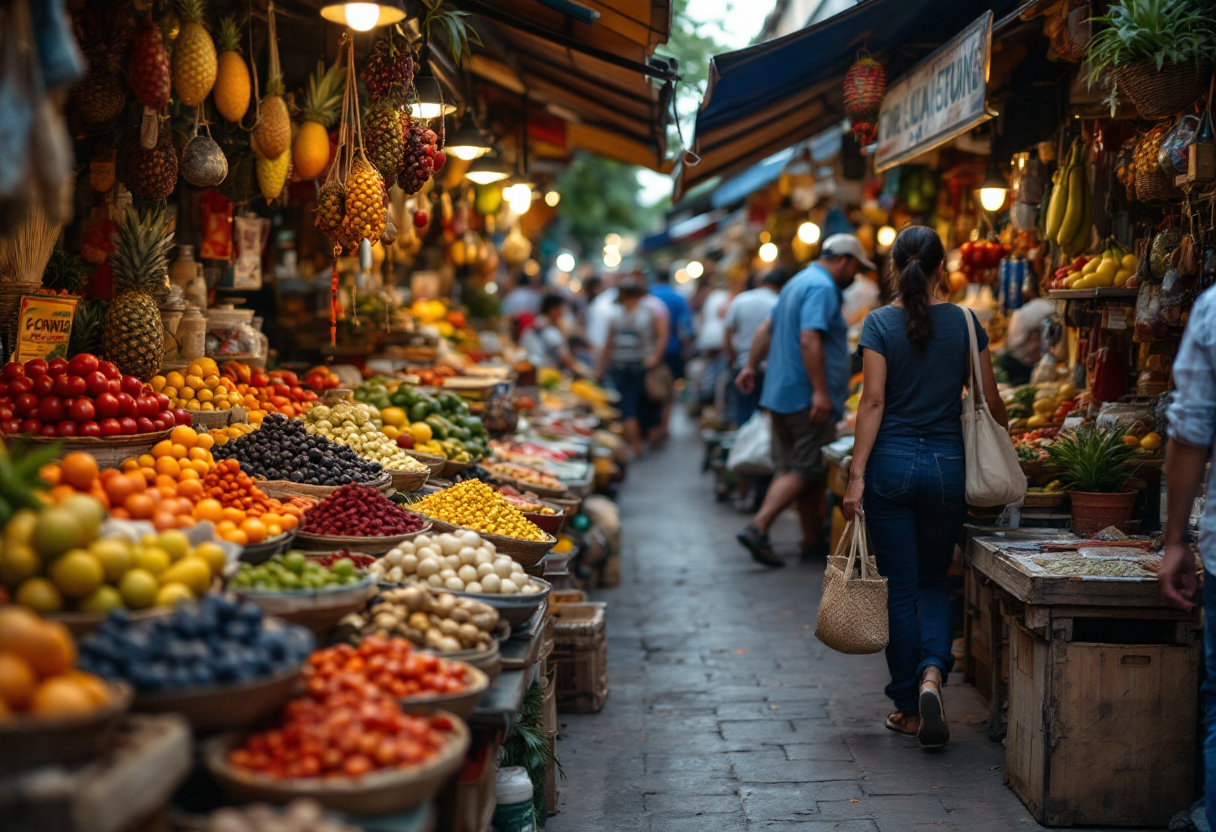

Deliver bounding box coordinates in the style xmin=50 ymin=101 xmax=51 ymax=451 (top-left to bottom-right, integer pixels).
xmin=875 ymin=12 xmax=994 ymax=172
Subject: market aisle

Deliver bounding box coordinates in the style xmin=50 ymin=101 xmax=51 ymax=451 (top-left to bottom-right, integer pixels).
xmin=548 ymin=420 xmax=1054 ymax=832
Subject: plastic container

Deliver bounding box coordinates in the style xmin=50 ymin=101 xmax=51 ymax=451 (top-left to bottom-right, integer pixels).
xmin=178 ymin=307 xmax=207 ymax=361
xmin=205 ymin=305 xmax=265 ymax=366
xmin=492 ymin=765 xmax=535 ymax=832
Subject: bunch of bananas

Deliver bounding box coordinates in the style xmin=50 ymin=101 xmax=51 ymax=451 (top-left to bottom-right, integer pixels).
xmin=1045 ymin=142 xmax=1092 ymax=257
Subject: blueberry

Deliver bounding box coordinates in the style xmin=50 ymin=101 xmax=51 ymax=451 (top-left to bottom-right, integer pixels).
xmin=191 ymin=665 xmax=216 ymax=687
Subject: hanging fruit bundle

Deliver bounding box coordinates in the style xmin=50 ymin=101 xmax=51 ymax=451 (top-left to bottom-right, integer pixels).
xmin=252 ymin=4 xmax=292 ymax=203
xmin=843 ymin=52 xmax=886 ymax=148
xmin=362 ymin=30 xmax=417 ymax=102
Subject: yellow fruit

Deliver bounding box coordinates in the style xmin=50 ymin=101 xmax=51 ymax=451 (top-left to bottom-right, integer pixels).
xmin=1081 ymin=258 xmax=1101 ymax=276
xmin=31 ymin=677 xmax=96 ymax=717
xmin=15 ymin=578 xmax=64 ymax=613
xmin=134 ymin=547 xmax=171 ymax=576
xmin=160 ymin=557 xmax=211 ymax=594
xmin=380 ymin=407 xmax=407 ymax=427
xmin=59 ymin=494 xmax=106 ymax=541
xmin=257 ymin=145 xmax=292 ymax=203
xmin=293 ymin=120 xmax=332 ymax=180
xmin=157 ymin=530 xmax=191 ymax=562
xmin=193 ymin=541 xmax=228 ymax=574
xmin=215 ymin=49 xmax=251 ymax=122
xmin=1033 ymin=399 xmax=1057 ymax=416
xmin=1140 ymin=432 xmax=1163 ymax=451
xmin=0 ymin=544 xmax=40 ymax=588
xmin=77 ymin=585 xmax=124 ymax=613
xmin=411 ymin=422 xmax=433 ymax=443
xmin=155 ymin=582 xmax=195 ymax=607
xmin=150 ymin=375 xmax=167 ymax=391
xmin=64 ymin=671 xmax=112 ymax=706
xmin=31 ymin=508 xmax=86 ymax=560
xmin=118 ymin=569 xmax=160 ymax=609
xmin=0 ymin=651 xmax=37 ymax=709
xmin=254 ymin=92 xmax=291 ymax=159
xmin=1026 ymin=414 xmax=1051 ymax=429
xmin=49 ymin=550 xmax=104 ymax=598
xmin=166 ymin=371 xmax=186 ymax=389
xmin=1121 ymin=253 xmax=1140 ymax=271
xmin=4 ymin=509 xmax=37 ymax=548
xmin=1057 ymin=383 xmax=1077 ymax=400
xmin=382 ymin=425 xmax=401 ymax=440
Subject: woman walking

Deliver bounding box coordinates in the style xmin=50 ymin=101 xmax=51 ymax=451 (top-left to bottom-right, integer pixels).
xmin=842 ymin=226 xmax=1006 ymax=749
xmin=597 ymin=276 xmax=667 ymax=458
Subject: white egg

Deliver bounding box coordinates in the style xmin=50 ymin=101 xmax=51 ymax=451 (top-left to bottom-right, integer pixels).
xmin=416 ymin=559 xmax=440 ymax=578
xmin=500 ymin=579 xmax=519 ymax=595
xmin=458 ymin=565 xmax=479 ymax=583
xmin=459 ymin=531 xmax=482 ymax=549
xmin=399 ymin=540 xmax=416 ymax=555
xmin=445 ymin=577 xmax=466 ymax=591
xmin=384 ymin=550 xmax=403 ymax=567
xmin=476 ymin=562 xmax=495 ymax=578
xmin=416 ymin=546 xmax=439 ymax=561
xmin=387 ymin=566 xmax=404 ymax=583
xmin=438 ymin=534 xmax=462 ymax=555
xmin=439 ymin=568 xmax=457 ymax=580
xmin=458 ymin=547 xmax=479 ymax=565
xmin=494 ymin=554 xmax=513 ymax=567
xmin=427 ymin=573 xmax=445 ymax=588
xmin=483 ymin=540 xmax=497 ymax=554
xmin=401 ymin=554 xmax=418 ymax=574
xmin=445 ymin=554 xmax=462 ymax=570
xmin=493 ymin=560 xmax=514 ymax=579
xmin=465 ymin=581 xmax=484 ymax=594
xmin=481 ymin=573 xmax=502 ymax=593
xmin=474 ymin=550 xmax=494 ymax=566
xmin=510 ymin=572 xmax=529 ymax=589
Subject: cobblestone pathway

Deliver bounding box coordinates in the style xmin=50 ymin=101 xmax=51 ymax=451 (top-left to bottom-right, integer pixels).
xmin=548 ymin=425 xmax=1062 ymax=832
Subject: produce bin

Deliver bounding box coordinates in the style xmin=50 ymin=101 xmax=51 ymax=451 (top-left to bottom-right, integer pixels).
xmin=551 ymin=602 xmax=607 ymax=714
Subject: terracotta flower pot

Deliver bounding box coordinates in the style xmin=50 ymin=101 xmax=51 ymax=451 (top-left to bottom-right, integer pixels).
xmin=1068 ymin=491 xmax=1137 ymax=535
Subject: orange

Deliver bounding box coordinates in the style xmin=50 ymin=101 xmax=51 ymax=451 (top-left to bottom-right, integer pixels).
xmin=120 ymin=459 xmax=140 ymax=472
xmin=31 ymin=677 xmax=95 ymax=716
xmin=105 ymin=473 xmax=140 ymax=507
xmin=138 ymin=454 xmax=157 ymax=468
xmin=169 ymin=444 xmax=188 ymax=460
xmin=279 ymin=513 xmax=298 ymax=530
xmin=155 ymin=457 xmax=181 ymax=478
xmin=240 ymin=518 xmax=267 ymax=544
xmin=177 ymin=479 xmax=204 ymax=500
xmin=179 ymin=468 xmax=201 ymax=481
xmin=60 ymin=452 xmax=99 ymax=491
xmin=265 ymin=523 xmax=283 ymax=538
xmin=170 ymin=426 xmax=198 ymax=449
xmin=0 ymin=651 xmax=36 ymax=709
xmin=125 ymin=493 xmax=155 ymax=520
xmin=40 ymin=464 xmax=61 ymax=487
xmin=221 ymin=507 xmax=245 ymax=524
xmin=65 ymin=671 xmax=111 ymax=707
xmin=151 ymin=440 xmax=174 ymax=458
xmin=152 ymin=512 xmax=179 ymax=531
xmin=215 ymin=520 xmax=238 ymax=536
xmin=194 ymin=499 xmax=224 ymax=523
xmin=48 ymin=484 xmax=77 ymax=503
xmin=194 ymin=433 xmax=215 ymax=451
xmin=188 ymin=459 xmax=210 ymax=475
xmin=157 ymin=485 xmax=177 ymax=500
xmin=261 ymin=512 xmax=284 ymax=528
xmin=155 ymin=474 xmax=177 ymax=490
xmin=0 ymin=617 xmax=76 ymax=679
xmin=188 ymin=447 xmax=210 ymax=462
xmin=225 ymin=529 xmax=249 ymax=546
xmin=140 ymin=467 xmax=158 ymax=486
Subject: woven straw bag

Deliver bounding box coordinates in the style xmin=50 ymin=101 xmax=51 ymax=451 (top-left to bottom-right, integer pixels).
xmin=815 ymin=518 xmax=888 ymax=655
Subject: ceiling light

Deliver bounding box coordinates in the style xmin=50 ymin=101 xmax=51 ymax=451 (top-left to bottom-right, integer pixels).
xmin=320 ymin=1 xmax=405 ymax=30
xmin=445 ymin=119 xmax=490 ymax=161
xmin=545 ymin=191 xmax=561 ymax=207
xmin=674 ymin=269 xmax=690 ymax=284
xmin=605 ymin=233 xmax=621 ymax=247
xmin=977 ymin=163 xmax=1009 ymax=213
xmin=409 ymin=75 xmax=457 ymax=119
xmin=556 ymin=252 xmax=576 ymax=272
xmin=797 ymin=222 xmax=821 ymax=245
xmin=686 ymin=260 xmax=703 ymax=279
xmin=465 ymin=154 xmax=511 ymax=185
xmin=758 ymin=242 xmax=778 ymax=263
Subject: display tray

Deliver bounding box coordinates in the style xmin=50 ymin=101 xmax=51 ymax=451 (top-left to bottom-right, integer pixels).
xmin=440 ymin=457 xmax=475 ymax=478
xmin=294 ymin=524 xmax=432 ymax=555
xmin=522 ymin=507 xmax=566 ymax=535
xmin=232 ymin=577 xmax=378 ymax=636
xmin=239 ymin=529 xmax=298 ymax=564
xmin=132 ymin=665 xmax=301 ymax=733
xmin=1046 ymin=288 xmax=1140 ymax=300
xmin=255 ymin=472 xmax=393 ymax=500
xmin=399 ymin=663 xmax=489 ymax=720
xmin=48 ymin=604 xmax=173 ymax=637
xmin=203 ymin=714 xmax=470 ymax=816
xmin=22 ymin=429 xmax=173 ymax=468
xmin=487 ymin=471 xmax=568 ymax=498
xmin=0 ymin=681 xmax=133 ymax=775
xmin=387 ymin=467 xmax=430 ymax=492
xmin=403 ymin=450 xmax=447 ymax=476
xmin=448 ymin=577 xmax=552 ymax=628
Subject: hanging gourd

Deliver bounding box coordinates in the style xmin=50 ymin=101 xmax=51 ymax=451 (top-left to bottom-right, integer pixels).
xmin=843 ymin=51 xmax=886 ymax=149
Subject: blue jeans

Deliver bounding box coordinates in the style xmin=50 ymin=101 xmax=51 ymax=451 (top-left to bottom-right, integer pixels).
xmin=1205 ymin=576 xmax=1216 ymax=825
xmin=863 ymin=434 xmax=966 ymax=714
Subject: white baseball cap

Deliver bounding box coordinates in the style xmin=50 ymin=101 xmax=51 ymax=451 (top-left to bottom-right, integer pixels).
xmin=821 ymin=234 xmax=876 ymax=270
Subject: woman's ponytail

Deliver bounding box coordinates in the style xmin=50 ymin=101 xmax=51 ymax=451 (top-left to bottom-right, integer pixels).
xmin=888 ymin=226 xmax=946 ymax=349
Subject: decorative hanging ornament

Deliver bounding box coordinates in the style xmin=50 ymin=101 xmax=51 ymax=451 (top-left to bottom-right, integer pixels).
xmin=843 ymin=51 xmax=886 ymax=149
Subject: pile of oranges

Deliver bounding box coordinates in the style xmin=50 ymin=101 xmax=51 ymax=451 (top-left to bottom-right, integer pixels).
xmin=195 ymin=459 xmax=305 ymax=545
xmin=150 ymin=358 xmax=244 ymax=414
xmin=0 ymin=607 xmax=111 ymax=720
xmin=209 ymin=422 xmax=258 ymax=446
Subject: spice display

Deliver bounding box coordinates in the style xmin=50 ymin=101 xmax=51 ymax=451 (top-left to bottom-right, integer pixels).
xmin=369 ymin=530 xmax=542 ymax=595
xmin=229 ymin=552 xmax=364 ymax=592
xmin=483 ymin=461 xmax=565 ymax=493
xmin=302 ymin=483 xmax=428 ymax=537
xmin=0 ymin=606 xmax=113 ymax=719
xmin=302 ymin=403 xmax=429 ymax=471
xmin=340 ymin=586 xmax=499 ymax=654
xmin=77 ymin=596 xmax=314 ymax=691
xmin=408 ymin=480 xmax=547 ymax=541
xmin=212 ymin=413 xmax=384 ymax=486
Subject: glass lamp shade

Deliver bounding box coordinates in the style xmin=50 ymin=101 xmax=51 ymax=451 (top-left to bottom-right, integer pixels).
xmin=320 ymin=1 xmax=405 ymax=30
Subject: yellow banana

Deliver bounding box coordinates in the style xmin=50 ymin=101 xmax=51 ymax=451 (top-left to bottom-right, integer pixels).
xmin=1045 ymin=154 xmax=1070 ymax=241
xmin=1057 ymin=158 xmax=1085 ymax=246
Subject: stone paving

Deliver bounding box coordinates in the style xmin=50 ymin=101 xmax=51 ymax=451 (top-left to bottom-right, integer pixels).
xmin=547 ymin=426 xmax=1073 ymax=832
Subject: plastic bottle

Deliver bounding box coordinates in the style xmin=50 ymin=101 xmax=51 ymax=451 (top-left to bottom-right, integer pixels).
xmin=492 ymin=766 xmax=535 ymax=832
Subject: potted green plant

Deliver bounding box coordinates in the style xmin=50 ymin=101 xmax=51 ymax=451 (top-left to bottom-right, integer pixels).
xmin=1086 ymin=0 xmax=1216 ymax=118
xmin=1045 ymin=426 xmax=1141 ymax=534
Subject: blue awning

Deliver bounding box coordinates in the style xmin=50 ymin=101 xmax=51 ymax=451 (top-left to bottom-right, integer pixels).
xmin=711 ymin=147 xmax=795 ymax=209
xmin=673 ymin=0 xmax=1029 ymax=199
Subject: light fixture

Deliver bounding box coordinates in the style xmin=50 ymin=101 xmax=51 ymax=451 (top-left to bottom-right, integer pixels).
xmin=674 ymin=268 xmax=690 ymax=284
xmin=977 ymin=163 xmax=1009 ymax=212
xmin=603 ymin=248 xmax=622 ymax=268
xmin=320 ymin=1 xmax=405 ymax=30
xmin=523 ymin=259 xmax=540 ymax=276
xmin=797 ymin=221 xmax=821 ymax=245
xmin=758 ymin=242 xmax=778 ymax=263
xmin=605 ymin=233 xmax=622 ymax=248
xmin=877 ymin=225 xmax=897 ymax=248
xmin=465 ymin=154 xmax=511 ymax=185
xmin=686 ymin=260 xmax=704 ymax=279
xmin=544 ymin=191 xmax=561 ymax=207
xmin=504 ymin=180 xmax=533 ymax=215
xmin=555 ymin=252 xmax=576 ymax=272
xmin=409 ymin=74 xmax=457 ymax=119
xmin=484 ymin=281 xmax=498 ymax=295
xmin=759 ymin=231 xmax=772 ymax=244
xmin=445 ymin=119 xmax=490 ymax=161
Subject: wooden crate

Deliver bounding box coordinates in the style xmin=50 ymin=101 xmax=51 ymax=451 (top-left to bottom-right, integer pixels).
xmin=551 ymin=602 xmax=607 ymax=714
xmin=963 ymin=570 xmax=1009 ymax=706
xmin=1006 ymin=614 xmax=1200 ymax=827
xmin=451 ymin=729 xmax=501 ymax=832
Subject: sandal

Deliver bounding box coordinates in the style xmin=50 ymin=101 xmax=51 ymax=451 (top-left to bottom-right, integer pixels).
xmin=884 ymin=712 xmax=918 ymax=736
xmin=917 ymin=669 xmax=950 ymax=750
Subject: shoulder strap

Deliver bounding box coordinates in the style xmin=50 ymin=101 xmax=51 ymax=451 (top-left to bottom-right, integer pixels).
xmin=961 ymin=307 xmax=985 ymax=407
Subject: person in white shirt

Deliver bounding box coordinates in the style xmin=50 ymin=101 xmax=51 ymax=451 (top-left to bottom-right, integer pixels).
xmin=724 ymin=268 xmax=786 ymax=425
xmin=521 ymin=294 xmax=588 ymax=376
xmin=500 ymin=272 xmax=542 ymax=320
xmin=995 ymin=281 xmax=1055 ymax=385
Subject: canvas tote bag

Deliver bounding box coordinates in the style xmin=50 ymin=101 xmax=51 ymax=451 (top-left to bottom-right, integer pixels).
xmin=815 ymin=518 xmax=888 ymax=654
xmin=961 ymin=308 xmax=1027 ymax=507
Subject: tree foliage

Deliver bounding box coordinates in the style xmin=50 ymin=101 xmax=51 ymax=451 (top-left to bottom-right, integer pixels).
xmin=553 ymin=153 xmax=656 ymax=255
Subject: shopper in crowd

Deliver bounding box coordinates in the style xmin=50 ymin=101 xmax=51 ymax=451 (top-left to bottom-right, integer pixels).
xmin=842 ymin=225 xmax=1006 ymax=750
xmin=521 ymin=293 xmax=590 ymax=376
xmin=995 ymin=278 xmax=1056 ymax=385
xmin=597 ymin=277 xmax=667 ymax=458
xmin=693 ymin=275 xmax=732 ymax=412
xmin=735 ymin=235 xmax=870 ymax=568
xmin=648 ymin=268 xmax=694 ymax=443
xmin=1158 ymin=285 xmax=1216 ymax=826
xmin=725 ymin=267 xmax=786 ymax=426
xmin=500 ymin=272 xmax=543 ymax=321
xmin=585 ymin=274 xmax=618 ymax=354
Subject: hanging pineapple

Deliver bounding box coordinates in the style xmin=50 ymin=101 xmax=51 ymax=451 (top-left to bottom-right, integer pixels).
xmin=128 ymin=13 xmax=171 ymax=112
xmin=104 ymin=206 xmax=174 ymax=382
xmin=316 ymin=182 xmax=348 ymax=241
xmin=362 ymin=30 xmax=416 ymax=102
xmin=363 ymin=103 xmax=406 ymax=184
xmin=66 ymin=6 xmax=131 ymax=138
xmin=252 ymin=5 xmax=290 ymax=159
xmin=257 ymin=144 xmax=293 ymax=203
xmin=119 ymin=125 xmax=179 ymax=201
xmin=293 ymin=60 xmax=344 ymax=180
xmin=843 ymin=51 xmax=886 ymax=148
xmin=172 ymin=0 xmax=218 ymax=107
xmin=214 ymin=16 xmax=251 ymax=122
xmin=341 ymin=156 xmax=387 ymax=250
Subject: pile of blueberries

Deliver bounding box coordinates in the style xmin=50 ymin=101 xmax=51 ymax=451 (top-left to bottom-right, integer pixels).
xmin=77 ymin=595 xmax=315 ymax=692
xmin=211 ymin=413 xmax=383 ymax=486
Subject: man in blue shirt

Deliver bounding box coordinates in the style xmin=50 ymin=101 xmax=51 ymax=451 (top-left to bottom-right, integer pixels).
xmin=735 ymin=235 xmax=872 ymax=567
xmin=649 ymin=268 xmax=694 ymax=443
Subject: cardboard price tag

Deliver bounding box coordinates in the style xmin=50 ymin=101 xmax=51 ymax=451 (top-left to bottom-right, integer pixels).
xmin=15 ymin=295 xmax=78 ymax=363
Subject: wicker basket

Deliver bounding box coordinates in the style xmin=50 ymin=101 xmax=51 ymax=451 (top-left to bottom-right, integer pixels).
xmin=1023 ymin=491 xmax=1068 ymax=509
xmin=404 ymin=450 xmax=447 ymax=476
xmin=388 ymin=467 xmax=430 ymax=492
xmin=133 ymin=665 xmax=301 ymax=733
xmin=20 ymin=429 xmax=173 ymax=468
xmin=1115 ymin=60 xmax=1210 ymax=120
xmin=416 ymin=516 xmax=557 ymax=567
xmin=294 ymin=524 xmax=432 ymax=555
xmin=1134 ymin=171 xmax=1183 ymax=203
xmin=239 ymin=529 xmax=298 ymax=564
xmin=0 ymin=681 xmax=132 ymax=775
xmin=232 ymin=579 xmax=379 ymax=637
xmin=440 ymin=458 xmax=474 ymax=478
xmin=255 ymin=472 xmax=393 ymax=501
xmin=0 ymin=284 xmax=39 ymax=361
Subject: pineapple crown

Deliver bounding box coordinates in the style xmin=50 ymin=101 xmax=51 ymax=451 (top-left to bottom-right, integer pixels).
xmin=176 ymin=0 xmax=209 ymax=27
xmin=264 ymin=73 xmax=285 ymax=99
xmin=300 ymin=59 xmax=345 ymax=127
xmin=42 ymin=249 xmax=92 ymax=295
xmin=109 ymin=206 xmax=175 ymax=302
xmin=217 ymin=16 xmax=242 ymax=53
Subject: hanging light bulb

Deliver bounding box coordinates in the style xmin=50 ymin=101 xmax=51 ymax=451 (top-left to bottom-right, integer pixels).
xmin=977 ymin=162 xmax=1009 ymax=212
xmin=320 ymin=1 xmax=405 ymax=30
xmin=545 ymin=191 xmax=561 ymax=207
xmin=877 ymin=225 xmax=897 ymax=247
xmin=797 ymin=221 xmax=821 ymax=245
xmin=410 ymin=75 xmax=457 ymax=119
xmin=556 ymin=252 xmax=576 ymax=272
xmin=758 ymin=242 xmax=779 ymax=263
xmin=466 ymin=154 xmax=511 ymax=185
xmin=445 ymin=119 xmax=490 ymax=161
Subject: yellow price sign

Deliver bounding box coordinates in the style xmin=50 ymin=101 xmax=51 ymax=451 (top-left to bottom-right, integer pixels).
xmin=14 ymin=295 xmax=78 ymax=364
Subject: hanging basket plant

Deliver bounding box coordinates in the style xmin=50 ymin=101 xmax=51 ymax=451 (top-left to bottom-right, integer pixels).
xmin=843 ymin=51 xmax=886 ymax=148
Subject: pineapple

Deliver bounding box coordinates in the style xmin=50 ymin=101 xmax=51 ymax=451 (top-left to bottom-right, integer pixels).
xmin=214 ymin=16 xmax=251 ymax=122
xmin=253 ymin=74 xmax=291 ymax=160
xmin=341 ymin=157 xmax=386 ymax=250
xmin=256 ymin=145 xmax=292 ymax=204
xmin=104 ymin=207 xmax=174 ymax=382
xmin=172 ymin=0 xmax=218 ymax=107
xmin=128 ymin=13 xmax=171 ymax=111
xmin=69 ymin=299 xmax=108 ymax=359
xmin=42 ymin=250 xmax=91 ymax=296
xmin=293 ymin=60 xmax=344 ymax=180
xmin=67 ymin=67 xmax=126 ymax=138
xmin=361 ymin=31 xmax=416 ymax=101
xmin=363 ymin=103 xmax=405 ymax=186
xmin=120 ymin=127 xmax=179 ymax=202
xmin=315 ymin=181 xmax=347 ymax=244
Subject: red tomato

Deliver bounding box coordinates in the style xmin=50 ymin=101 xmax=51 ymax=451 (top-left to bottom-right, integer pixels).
xmin=0 ymin=419 xmax=20 ymax=434
xmin=39 ymin=424 xmax=58 ymax=438
xmin=118 ymin=416 xmax=138 ymax=435
xmin=54 ymin=374 xmax=86 ymax=398
xmin=69 ymin=398 xmax=95 ymax=422
xmin=120 ymin=376 xmax=143 ymax=397
xmin=80 ymin=420 xmax=101 ymax=438
xmin=67 ymin=353 xmax=99 ymax=377
xmin=14 ymin=394 xmax=38 ymax=416
xmin=115 ymin=392 xmax=137 ymax=417
xmin=1 ymin=362 xmax=23 ymax=380
xmin=154 ymin=393 xmax=170 ymax=411
xmin=37 ymin=396 xmax=64 ymax=423
xmin=136 ymin=395 xmax=159 ymax=418
xmin=0 ymin=408 xmax=11 ymax=422
xmin=24 ymin=359 xmax=47 ymax=378
xmin=8 ymin=377 xmax=32 ymax=396
xmin=47 ymin=358 xmax=69 ymax=377
xmin=135 ymin=416 xmax=156 ymax=433
xmin=18 ymin=418 xmax=41 ymax=434
xmin=56 ymin=420 xmax=78 ymax=437
xmin=98 ymin=361 xmax=120 ymax=380
xmin=31 ymin=375 xmax=55 ymax=398
xmin=99 ymin=417 xmax=121 ymax=437
xmin=84 ymin=371 xmax=109 ymax=397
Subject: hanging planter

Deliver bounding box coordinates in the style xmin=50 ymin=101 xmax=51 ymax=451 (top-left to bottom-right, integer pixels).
xmin=843 ymin=51 xmax=886 ymax=147
xmin=1114 ymin=59 xmax=1210 ymax=119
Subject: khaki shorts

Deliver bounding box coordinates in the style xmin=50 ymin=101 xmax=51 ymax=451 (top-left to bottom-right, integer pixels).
xmin=770 ymin=410 xmax=835 ymax=481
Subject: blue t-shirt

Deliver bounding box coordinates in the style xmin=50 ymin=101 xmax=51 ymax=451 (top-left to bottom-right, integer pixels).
xmin=650 ymin=284 xmax=693 ymax=357
xmin=759 ymin=263 xmax=850 ymax=420
xmin=857 ymin=304 xmax=990 ymax=438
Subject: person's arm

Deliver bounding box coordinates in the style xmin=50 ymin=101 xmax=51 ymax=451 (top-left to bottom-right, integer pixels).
xmin=800 ymin=329 xmax=831 ymax=423
xmin=647 ymin=310 xmax=669 ymax=369
xmin=736 ymin=318 xmax=771 ymax=394
xmin=722 ymin=325 xmax=737 ymax=370
xmin=843 ymin=348 xmax=887 ymax=520
xmin=1160 ymin=438 xmax=1208 ymax=610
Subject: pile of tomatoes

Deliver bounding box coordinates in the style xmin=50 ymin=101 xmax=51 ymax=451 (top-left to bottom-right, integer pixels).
xmin=227 ymin=690 xmax=457 ymax=779
xmin=303 ymin=637 xmax=470 ymax=701
xmin=958 ymin=239 xmax=1010 ymax=282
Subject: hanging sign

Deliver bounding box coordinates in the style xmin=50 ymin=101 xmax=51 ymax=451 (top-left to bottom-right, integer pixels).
xmin=875 ymin=12 xmax=994 ymax=172
xmin=14 ymin=294 xmax=78 ymax=363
